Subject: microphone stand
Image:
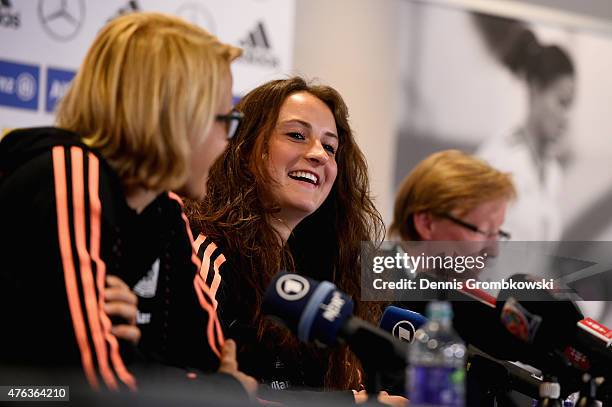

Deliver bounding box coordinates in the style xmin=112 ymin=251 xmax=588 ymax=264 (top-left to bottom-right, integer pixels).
xmin=338 ymin=318 xmax=409 ymax=398
xmin=467 ymin=345 xmax=543 ymax=406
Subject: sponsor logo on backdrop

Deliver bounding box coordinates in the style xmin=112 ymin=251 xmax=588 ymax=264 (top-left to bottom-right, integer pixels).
xmin=175 ymin=2 xmax=216 ymax=34
xmin=45 ymin=67 xmax=75 ymax=113
xmin=238 ymin=21 xmax=280 ymax=68
xmin=38 ymin=0 xmax=85 ymax=41
xmin=0 ymin=60 xmax=39 ymax=111
xmin=0 ymin=0 xmax=20 ymax=29
xmin=108 ymin=0 xmax=140 ymax=22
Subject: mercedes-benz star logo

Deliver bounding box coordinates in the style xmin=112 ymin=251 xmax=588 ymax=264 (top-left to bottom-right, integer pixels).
xmin=276 ymin=274 xmax=310 ymax=301
xmin=175 ymin=2 xmax=216 ymax=34
xmin=38 ymin=0 xmax=85 ymax=41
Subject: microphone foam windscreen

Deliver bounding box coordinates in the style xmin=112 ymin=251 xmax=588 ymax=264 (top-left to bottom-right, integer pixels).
xmin=496 ymin=274 xmax=583 ymax=347
xmin=379 ymin=306 xmax=427 ymax=343
xmin=263 ymin=272 xmax=354 ymax=345
xmin=263 ymin=272 xmax=319 ymax=334
xmin=303 ymin=285 xmax=353 ymax=345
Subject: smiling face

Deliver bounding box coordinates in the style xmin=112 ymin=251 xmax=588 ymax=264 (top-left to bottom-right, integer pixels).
xmin=265 ymin=91 xmax=339 ymax=225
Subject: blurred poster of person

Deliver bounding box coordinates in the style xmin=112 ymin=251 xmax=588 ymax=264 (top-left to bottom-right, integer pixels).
xmin=476 ymin=28 xmax=576 ymax=241
xmin=393 ymin=2 xmax=612 ymax=326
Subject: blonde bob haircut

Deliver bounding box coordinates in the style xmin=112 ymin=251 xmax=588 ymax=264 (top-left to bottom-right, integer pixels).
xmin=56 ymin=12 xmax=241 ymax=191
xmin=389 ymin=149 xmax=516 ymax=241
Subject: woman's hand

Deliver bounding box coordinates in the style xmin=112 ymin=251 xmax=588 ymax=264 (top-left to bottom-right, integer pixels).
xmin=353 ymin=389 xmax=408 ymax=406
xmin=104 ymin=275 xmax=141 ymax=344
xmin=218 ymin=339 xmax=258 ymax=397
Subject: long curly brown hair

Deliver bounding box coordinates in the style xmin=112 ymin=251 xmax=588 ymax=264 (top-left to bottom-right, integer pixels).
xmin=186 ymin=77 xmax=385 ymax=390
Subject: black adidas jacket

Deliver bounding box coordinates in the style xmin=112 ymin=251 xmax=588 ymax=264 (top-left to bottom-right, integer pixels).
xmin=0 ymin=127 xmax=233 ymax=393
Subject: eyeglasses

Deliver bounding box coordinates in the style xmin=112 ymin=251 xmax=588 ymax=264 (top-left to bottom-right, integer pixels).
xmin=216 ymin=110 xmax=244 ymax=140
xmin=439 ymin=213 xmax=511 ymax=241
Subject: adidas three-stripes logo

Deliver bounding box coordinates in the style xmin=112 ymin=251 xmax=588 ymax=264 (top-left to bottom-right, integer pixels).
xmin=240 ymin=21 xmax=270 ymax=50
xmin=238 ymin=20 xmax=280 ymax=68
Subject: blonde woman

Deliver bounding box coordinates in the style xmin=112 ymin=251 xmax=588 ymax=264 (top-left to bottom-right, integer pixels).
xmin=0 ymin=12 xmax=254 ymax=396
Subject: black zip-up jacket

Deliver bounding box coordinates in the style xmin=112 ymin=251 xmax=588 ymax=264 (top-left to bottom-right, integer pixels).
xmin=0 ymin=127 xmax=232 ymax=394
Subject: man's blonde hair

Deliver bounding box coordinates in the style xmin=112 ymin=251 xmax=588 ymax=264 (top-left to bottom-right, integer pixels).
xmin=389 ymin=150 xmax=516 ymax=240
xmin=56 ymin=12 xmax=241 ymax=191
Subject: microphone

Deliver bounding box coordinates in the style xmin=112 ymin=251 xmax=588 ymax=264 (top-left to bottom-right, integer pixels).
xmin=379 ymin=306 xmax=427 ymax=343
xmin=428 ymin=288 xmax=545 ymax=363
xmin=466 ymin=345 xmax=543 ymax=399
xmin=399 ymin=283 xmax=586 ymax=395
xmin=496 ymin=274 xmax=612 ymax=377
xmin=263 ymin=273 xmax=409 ymax=376
xmin=262 ymin=272 xmax=354 ymax=346
xmin=385 ymin=304 xmax=547 ymax=399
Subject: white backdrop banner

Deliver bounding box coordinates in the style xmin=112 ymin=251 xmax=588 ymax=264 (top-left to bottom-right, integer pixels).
xmin=0 ymin=0 xmax=295 ymax=131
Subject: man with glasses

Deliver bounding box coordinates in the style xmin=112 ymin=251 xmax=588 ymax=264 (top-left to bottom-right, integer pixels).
xmin=385 ymin=149 xmax=516 ymax=298
xmin=386 ymin=150 xmax=518 ymax=405
xmin=389 ymin=149 xmax=515 ymax=247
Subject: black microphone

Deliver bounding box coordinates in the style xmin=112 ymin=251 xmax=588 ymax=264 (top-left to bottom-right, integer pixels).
xmin=399 ymin=282 xmax=586 ymax=396
xmin=385 ymin=304 xmax=546 ymax=399
xmin=496 ymin=274 xmax=612 ymax=377
xmin=263 ymin=272 xmax=409 ymax=383
xmin=466 ymin=345 xmax=543 ymax=399
xmin=425 ymin=286 xmax=551 ymax=365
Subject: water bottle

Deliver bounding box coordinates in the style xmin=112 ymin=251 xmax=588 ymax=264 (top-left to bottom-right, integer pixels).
xmin=407 ymin=301 xmax=466 ymax=406
xmin=536 ymin=375 xmax=562 ymax=407
xmin=575 ymin=374 xmax=599 ymax=407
